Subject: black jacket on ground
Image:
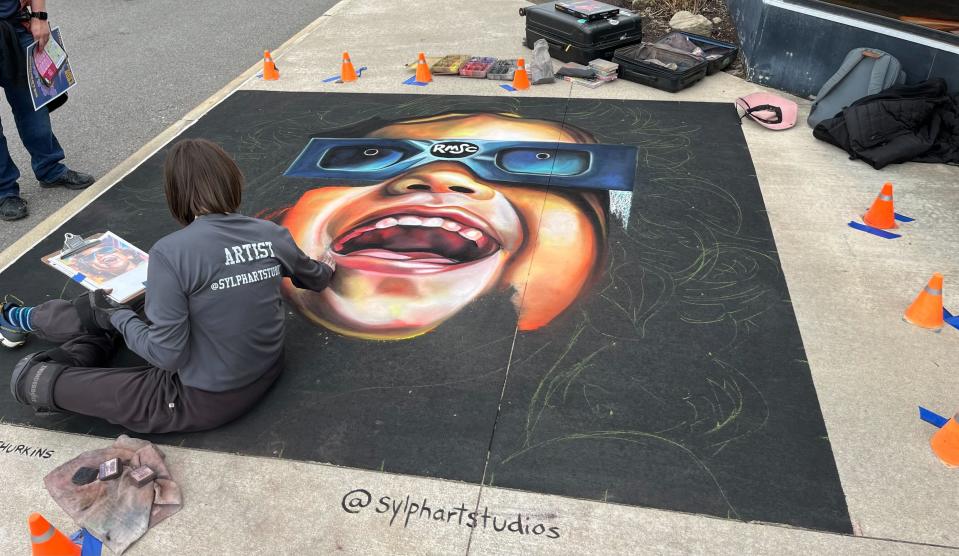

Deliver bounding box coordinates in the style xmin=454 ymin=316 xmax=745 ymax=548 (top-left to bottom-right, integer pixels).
xmin=813 ymin=79 xmax=959 ymax=169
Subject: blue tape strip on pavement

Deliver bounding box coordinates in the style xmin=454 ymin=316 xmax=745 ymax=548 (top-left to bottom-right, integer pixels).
xmin=863 ymin=210 xmax=914 ymax=223
xmin=68 ymin=529 xmax=103 ymax=555
xmin=71 ymin=273 xmax=86 ymax=283
xmin=328 ymin=67 xmax=368 ymax=83
xmin=847 ymin=221 xmax=901 ymax=239
xmin=920 ymin=407 xmax=949 ymax=428
xmin=82 ymin=530 xmax=103 ymax=556
xmin=81 ymin=529 xmax=103 ymax=556
xmin=944 ymin=308 xmax=959 ymax=331
xmin=402 ymin=76 xmax=429 ymax=86
xmin=500 ymin=84 xmax=517 ymax=92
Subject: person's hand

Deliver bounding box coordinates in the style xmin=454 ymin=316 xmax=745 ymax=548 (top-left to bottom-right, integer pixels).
xmin=318 ymin=251 xmax=336 ymax=272
xmin=30 ymin=18 xmax=50 ymax=50
xmin=88 ymin=289 xmax=129 ymax=331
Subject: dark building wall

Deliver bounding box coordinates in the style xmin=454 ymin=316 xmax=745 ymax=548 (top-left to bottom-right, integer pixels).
xmin=726 ymin=0 xmax=959 ymax=98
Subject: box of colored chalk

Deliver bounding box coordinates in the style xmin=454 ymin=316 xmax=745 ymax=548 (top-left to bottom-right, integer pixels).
xmin=129 ymin=465 xmax=157 ymax=487
xmin=98 ymin=458 xmax=121 ymax=481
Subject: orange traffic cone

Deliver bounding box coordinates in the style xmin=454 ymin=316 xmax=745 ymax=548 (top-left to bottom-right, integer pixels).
xmin=904 ymin=272 xmax=944 ymax=330
xmin=28 ymin=513 xmax=80 ymax=556
xmin=341 ymin=51 xmax=358 ymax=82
xmin=862 ymin=182 xmax=896 ymax=229
xmin=263 ymin=50 xmax=279 ymax=81
xmin=415 ymin=52 xmax=432 ymax=83
xmin=931 ymin=414 xmax=959 ymax=468
xmin=512 ymin=57 xmax=530 ymax=90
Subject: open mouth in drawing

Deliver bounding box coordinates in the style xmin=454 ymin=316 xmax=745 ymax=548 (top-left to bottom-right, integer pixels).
xmin=330 ymin=208 xmax=503 ymax=273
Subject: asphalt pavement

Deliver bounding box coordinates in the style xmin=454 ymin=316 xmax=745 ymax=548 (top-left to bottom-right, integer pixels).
xmin=0 ymin=0 xmax=340 ymax=250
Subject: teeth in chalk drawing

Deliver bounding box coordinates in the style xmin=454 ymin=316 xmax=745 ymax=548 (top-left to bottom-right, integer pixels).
xmin=397 ymin=215 xmax=424 ymax=226
xmin=356 ymin=216 xmax=488 ymax=242
xmin=458 ymin=228 xmax=483 ymax=241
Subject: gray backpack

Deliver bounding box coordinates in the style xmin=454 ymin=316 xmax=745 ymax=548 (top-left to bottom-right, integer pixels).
xmin=807 ymin=48 xmax=906 ymax=127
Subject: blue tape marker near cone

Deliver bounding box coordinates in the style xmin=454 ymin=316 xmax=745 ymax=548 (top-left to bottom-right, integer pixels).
xmin=403 ymin=75 xmax=429 ymax=87
xmin=847 ymin=221 xmax=900 ymax=239
xmin=943 ymin=308 xmax=959 ymax=331
xmin=920 ymin=407 xmax=949 ymax=428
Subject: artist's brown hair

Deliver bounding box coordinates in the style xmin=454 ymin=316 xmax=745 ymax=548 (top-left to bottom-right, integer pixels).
xmin=163 ymin=139 xmax=243 ymax=226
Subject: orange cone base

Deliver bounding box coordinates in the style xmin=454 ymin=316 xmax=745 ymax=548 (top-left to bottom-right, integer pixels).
xmin=903 ymin=314 xmax=943 ymax=331
xmin=263 ymin=64 xmax=279 ymax=81
xmin=931 ymin=418 xmax=959 ymax=468
xmin=862 ymin=212 xmax=898 ymax=230
xmin=904 ymin=298 xmax=944 ymax=330
xmin=512 ymin=72 xmax=530 ymax=90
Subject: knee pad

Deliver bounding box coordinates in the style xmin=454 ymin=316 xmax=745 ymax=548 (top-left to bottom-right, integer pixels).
xmin=10 ymin=352 xmax=67 ymax=413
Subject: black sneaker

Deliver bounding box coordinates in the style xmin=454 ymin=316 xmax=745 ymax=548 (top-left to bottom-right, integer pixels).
xmin=40 ymin=169 xmax=95 ymax=190
xmin=0 ymin=195 xmax=27 ymax=221
xmin=0 ymin=297 xmax=27 ymax=347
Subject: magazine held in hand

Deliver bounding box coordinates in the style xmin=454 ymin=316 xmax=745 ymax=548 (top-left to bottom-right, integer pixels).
xmin=27 ymin=26 xmax=77 ymax=111
xmin=43 ymin=232 xmax=148 ymax=303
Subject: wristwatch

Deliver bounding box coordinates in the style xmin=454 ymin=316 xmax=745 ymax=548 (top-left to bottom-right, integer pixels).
xmin=30 ymin=11 xmax=48 ymax=20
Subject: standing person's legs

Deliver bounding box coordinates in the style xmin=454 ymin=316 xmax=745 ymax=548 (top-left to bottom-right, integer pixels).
xmin=0 ymin=119 xmax=22 ymax=200
xmin=7 ymin=26 xmax=67 ymax=185
xmin=0 ymin=32 xmax=26 ymax=220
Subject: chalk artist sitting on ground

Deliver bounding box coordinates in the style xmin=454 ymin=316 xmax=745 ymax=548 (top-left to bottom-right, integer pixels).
xmin=3 ymin=139 xmax=335 ymax=433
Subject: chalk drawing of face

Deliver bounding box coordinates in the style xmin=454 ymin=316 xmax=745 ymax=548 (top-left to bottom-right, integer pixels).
xmin=281 ymin=113 xmax=617 ymax=340
xmin=91 ymin=247 xmax=138 ymax=275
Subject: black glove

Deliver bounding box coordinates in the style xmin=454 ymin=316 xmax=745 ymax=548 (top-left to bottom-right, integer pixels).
xmin=75 ymin=289 xmax=129 ymax=333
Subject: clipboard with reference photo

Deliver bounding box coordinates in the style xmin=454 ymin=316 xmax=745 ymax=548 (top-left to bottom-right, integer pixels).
xmin=42 ymin=232 xmax=148 ymax=303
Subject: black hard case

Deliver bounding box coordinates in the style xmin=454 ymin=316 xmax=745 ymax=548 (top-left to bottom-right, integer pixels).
xmin=661 ymin=31 xmax=739 ymax=75
xmin=521 ymin=1 xmax=643 ymax=65
xmin=613 ymin=43 xmax=709 ymax=93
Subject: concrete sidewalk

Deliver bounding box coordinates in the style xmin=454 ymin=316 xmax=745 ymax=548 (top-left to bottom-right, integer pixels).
xmin=1 ymin=0 xmax=958 ymax=553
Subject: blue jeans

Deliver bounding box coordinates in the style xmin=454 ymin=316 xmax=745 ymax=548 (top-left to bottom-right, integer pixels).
xmin=0 ymin=25 xmax=67 ymax=198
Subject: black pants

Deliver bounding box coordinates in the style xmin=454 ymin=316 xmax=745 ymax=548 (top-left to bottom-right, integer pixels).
xmin=27 ymin=299 xmax=283 ymax=434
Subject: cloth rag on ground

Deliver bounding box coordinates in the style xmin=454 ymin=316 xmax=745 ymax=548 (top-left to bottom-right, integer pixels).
xmin=813 ymin=78 xmax=959 ymax=169
xmin=43 ymin=435 xmax=182 ymax=554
